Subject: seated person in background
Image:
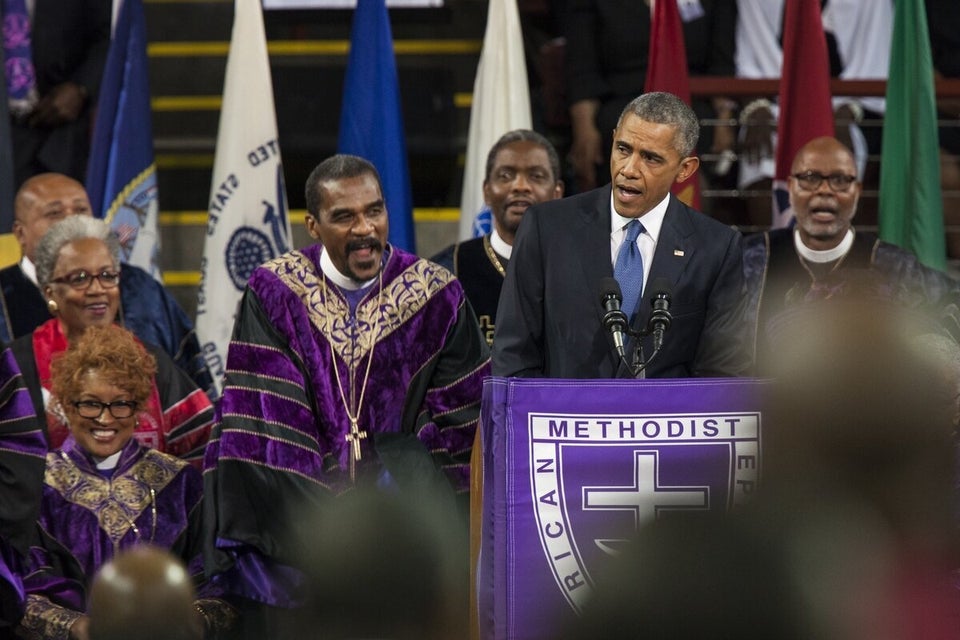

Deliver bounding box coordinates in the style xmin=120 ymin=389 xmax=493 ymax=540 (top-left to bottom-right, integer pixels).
xmin=431 ymin=129 xmax=564 ymax=344
xmin=0 ymin=349 xmax=46 ymax=637
xmin=87 ymin=546 xmax=203 ymax=640
xmin=16 ymin=325 xmax=234 ymax=640
xmin=564 ymin=0 xmax=737 ymax=193
xmin=735 ymin=0 xmax=890 ymax=226
xmin=9 ymin=216 xmax=213 ymax=468
xmin=0 ymin=173 xmax=215 ymax=399
xmin=742 ymin=136 xmax=960 ymax=374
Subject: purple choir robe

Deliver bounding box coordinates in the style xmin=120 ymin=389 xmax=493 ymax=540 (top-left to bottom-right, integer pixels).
xmin=0 ymin=349 xmax=46 ymax=632
xmin=17 ymin=437 xmax=207 ymax=639
xmin=203 ymin=243 xmax=490 ymax=607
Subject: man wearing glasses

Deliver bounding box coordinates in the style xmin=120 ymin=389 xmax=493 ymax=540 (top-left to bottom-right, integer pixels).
xmin=742 ymin=136 xmax=960 ymax=373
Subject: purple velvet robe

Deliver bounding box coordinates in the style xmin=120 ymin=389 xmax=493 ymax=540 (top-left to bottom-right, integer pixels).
xmin=17 ymin=437 xmax=206 ymax=640
xmin=203 ymin=244 xmax=490 ymax=607
xmin=0 ymin=349 xmax=46 ymax=631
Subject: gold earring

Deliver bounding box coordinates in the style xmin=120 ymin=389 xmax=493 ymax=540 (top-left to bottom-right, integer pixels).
xmin=47 ymin=299 xmax=58 ymax=314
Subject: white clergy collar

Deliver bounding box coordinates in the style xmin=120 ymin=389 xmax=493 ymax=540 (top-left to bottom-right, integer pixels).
xmin=21 ymin=256 xmax=38 ymax=286
xmin=319 ymin=246 xmax=378 ymax=291
xmin=490 ymin=229 xmax=512 ymax=260
xmin=94 ymin=450 xmax=122 ymax=471
xmin=609 ymin=191 xmax=669 ymax=242
xmin=794 ymin=228 xmax=855 ymax=264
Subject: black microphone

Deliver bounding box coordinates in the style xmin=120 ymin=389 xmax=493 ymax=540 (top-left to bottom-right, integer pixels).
xmin=599 ymin=277 xmax=629 ymax=360
xmin=647 ymin=278 xmax=673 ymax=353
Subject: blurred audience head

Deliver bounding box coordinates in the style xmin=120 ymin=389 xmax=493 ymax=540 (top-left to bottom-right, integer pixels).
xmin=88 ymin=545 xmax=201 ymax=640
xmin=761 ymin=293 xmax=958 ymax=560
xmin=283 ymin=488 xmax=467 ymax=640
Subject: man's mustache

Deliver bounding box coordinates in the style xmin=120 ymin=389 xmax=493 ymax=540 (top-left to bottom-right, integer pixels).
xmin=346 ymin=238 xmax=383 ymax=254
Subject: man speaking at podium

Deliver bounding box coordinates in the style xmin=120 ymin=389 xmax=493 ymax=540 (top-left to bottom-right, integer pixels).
xmin=492 ymin=92 xmax=749 ymax=379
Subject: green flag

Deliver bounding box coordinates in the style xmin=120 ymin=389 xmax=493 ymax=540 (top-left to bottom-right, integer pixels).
xmin=879 ymin=0 xmax=946 ymax=270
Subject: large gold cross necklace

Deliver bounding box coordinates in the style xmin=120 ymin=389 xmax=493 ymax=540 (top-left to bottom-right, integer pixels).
xmin=323 ymin=270 xmax=382 ymax=483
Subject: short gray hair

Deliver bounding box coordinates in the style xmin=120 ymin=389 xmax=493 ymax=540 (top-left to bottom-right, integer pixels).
xmin=35 ymin=216 xmax=121 ymax=287
xmin=617 ymin=92 xmax=700 ymax=158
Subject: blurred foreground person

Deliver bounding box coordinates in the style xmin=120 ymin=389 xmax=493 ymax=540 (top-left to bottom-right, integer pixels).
xmin=281 ymin=489 xmax=467 ymax=640
xmin=88 ymin=546 xmax=202 ymax=640
xmin=569 ymin=295 xmax=960 ymax=639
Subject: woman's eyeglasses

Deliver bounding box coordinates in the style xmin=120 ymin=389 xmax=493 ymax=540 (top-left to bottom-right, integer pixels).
xmin=73 ymin=400 xmax=138 ymax=419
xmin=49 ymin=270 xmax=120 ymax=290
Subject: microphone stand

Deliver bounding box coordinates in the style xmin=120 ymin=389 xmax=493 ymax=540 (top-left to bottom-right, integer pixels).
xmin=624 ymin=326 xmax=659 ymax=378
xmin=624 ymin=317 xmax=671 ymax=378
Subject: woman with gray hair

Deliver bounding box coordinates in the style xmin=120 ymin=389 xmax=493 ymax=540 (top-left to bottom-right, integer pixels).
xmin=8 ymin=216 xmax=214 ymax=468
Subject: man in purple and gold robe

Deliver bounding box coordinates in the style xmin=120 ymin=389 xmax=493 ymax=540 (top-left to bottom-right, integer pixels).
xmin=203 ymin=154 xmax=490 ymax=636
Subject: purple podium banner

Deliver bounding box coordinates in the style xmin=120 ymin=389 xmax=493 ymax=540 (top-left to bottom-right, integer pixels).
xmin=477 ymin=377 xmax=769 ymax=640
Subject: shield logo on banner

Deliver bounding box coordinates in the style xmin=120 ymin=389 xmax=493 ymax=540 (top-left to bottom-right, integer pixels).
xmin=529 ymin=412 xmax=761 ymax=614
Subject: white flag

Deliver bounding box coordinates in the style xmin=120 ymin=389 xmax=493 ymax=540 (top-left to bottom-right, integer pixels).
xmin=196 ymin=0 xmax=290 ymax=392
xmin=457 ymin=0 xmax=531 ymax=240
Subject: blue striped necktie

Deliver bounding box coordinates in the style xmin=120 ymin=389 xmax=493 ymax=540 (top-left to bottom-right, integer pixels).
xmin=614 ymin=219 xmax=645 ymax=320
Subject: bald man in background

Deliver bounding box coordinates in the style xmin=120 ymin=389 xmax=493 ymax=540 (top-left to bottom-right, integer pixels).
xmin=742 ymin=136 xmax=960 ymax=373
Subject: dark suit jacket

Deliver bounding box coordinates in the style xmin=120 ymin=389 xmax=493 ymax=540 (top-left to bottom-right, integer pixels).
xmin=5 ymin=0 xmax=111 ymax=184
xmin=492 ymin=186 xmax=750 ymax=379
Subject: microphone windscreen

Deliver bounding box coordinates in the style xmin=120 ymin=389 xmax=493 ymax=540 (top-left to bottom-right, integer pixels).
xmin=650 ymin=277 xmax=673 ymax=299
xmin=599 ymin=277 xmax=623 ymax=302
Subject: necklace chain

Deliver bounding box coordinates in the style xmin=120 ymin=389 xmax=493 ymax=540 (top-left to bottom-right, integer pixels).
xmin=482 ymin=234 xmax=506 ymax=277
xmin=322 ymin=269 xmax=382 ymax=482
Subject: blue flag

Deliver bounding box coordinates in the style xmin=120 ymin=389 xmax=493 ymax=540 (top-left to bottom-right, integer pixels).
xmin=337 ymin=0 xmax=415 ymax=254
xmin=85 ymin=0 xmax=161 ymax=277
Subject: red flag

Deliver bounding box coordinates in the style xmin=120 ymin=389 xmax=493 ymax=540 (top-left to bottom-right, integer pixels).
xmin=772 ymin=0 xmax=834 ymax=227
xmin=645 ymin=0 xmax=700 ymax=210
